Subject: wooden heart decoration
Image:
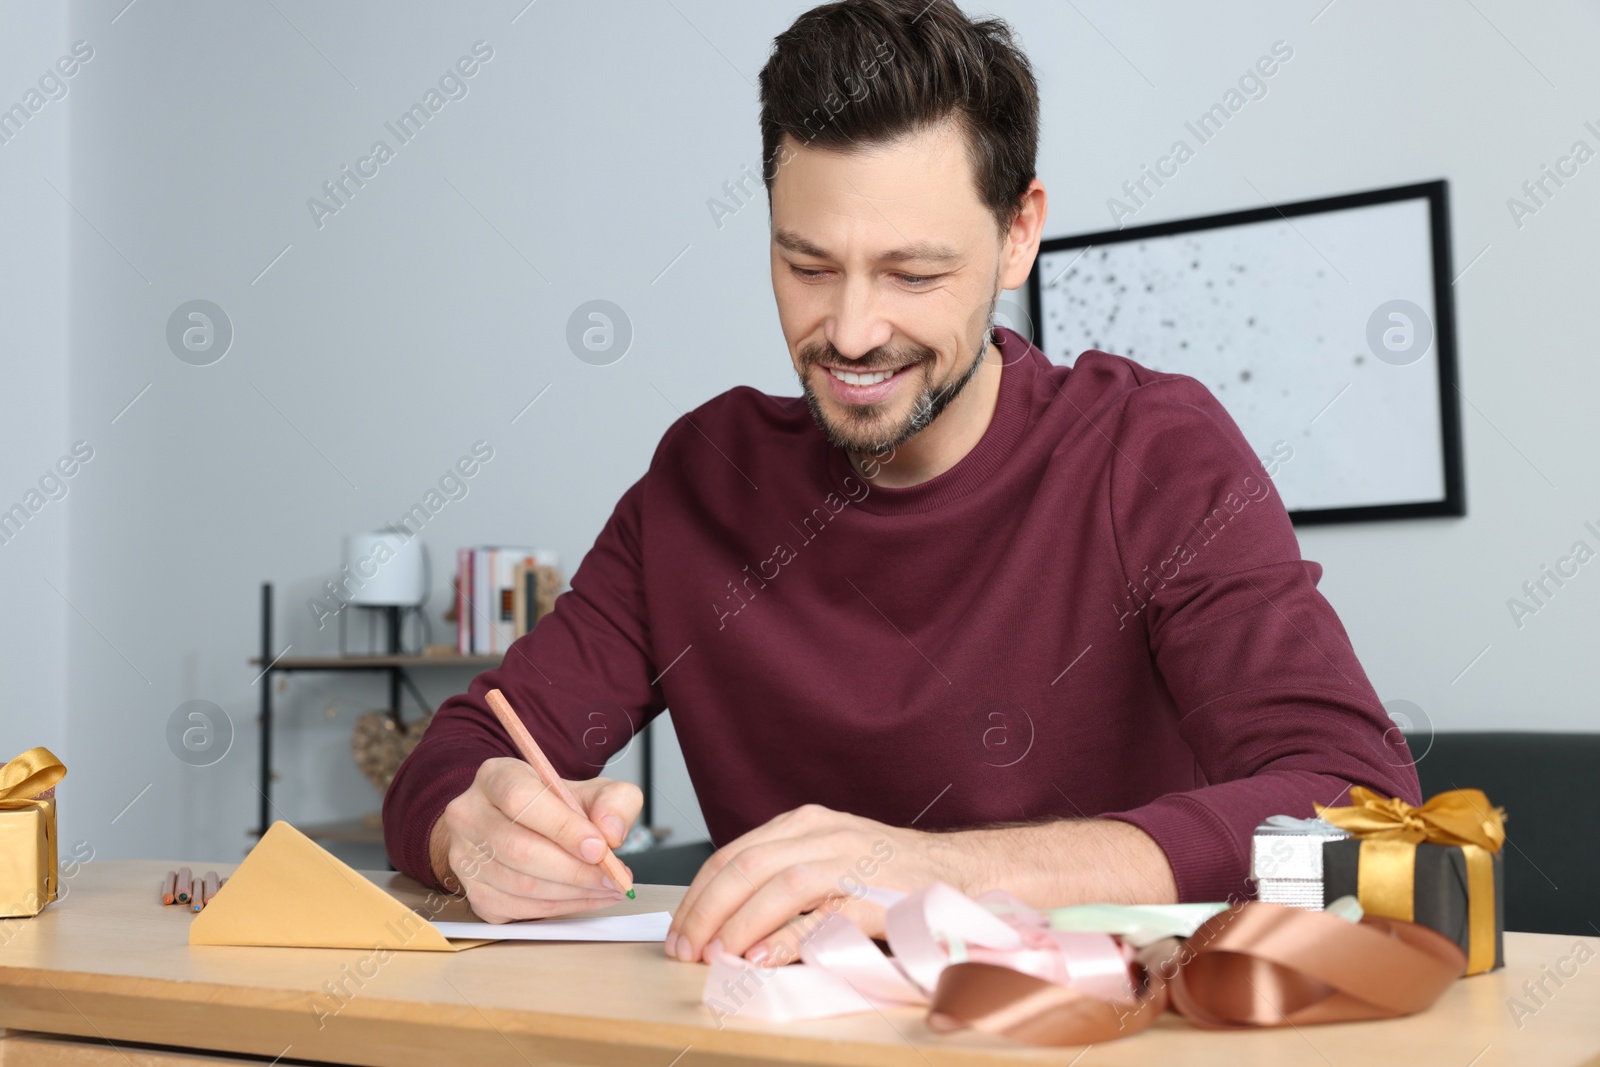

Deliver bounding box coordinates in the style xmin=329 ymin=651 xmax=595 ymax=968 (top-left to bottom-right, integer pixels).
xmin=351 ymin=710 xmax=433 ymax=795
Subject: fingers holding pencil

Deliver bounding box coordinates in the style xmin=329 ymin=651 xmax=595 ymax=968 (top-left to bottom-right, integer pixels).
xmin=429 ymin=689 xmax=644 ymax=922
xmin=483 ymin=688 xmax=636 ymax=898
xmin=484 ymin=774 xmax=635 ymax=892
xmin=437 ymin=759 xmax=637 ymax=922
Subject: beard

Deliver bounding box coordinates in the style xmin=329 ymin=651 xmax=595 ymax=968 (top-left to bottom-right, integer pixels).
xmin=797 ymin=289 xmax=1000 ymax=456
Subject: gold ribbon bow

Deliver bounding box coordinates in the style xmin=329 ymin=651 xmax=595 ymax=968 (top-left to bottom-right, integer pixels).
xmin=0 ymin=747 xmax=67 ymax=810
xmin=1315 ymin=787 xmax=1506 ymax=975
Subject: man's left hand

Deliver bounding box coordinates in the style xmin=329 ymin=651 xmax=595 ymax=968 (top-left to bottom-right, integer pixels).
xmin=664 ymin=803 xmax=967 ymax=965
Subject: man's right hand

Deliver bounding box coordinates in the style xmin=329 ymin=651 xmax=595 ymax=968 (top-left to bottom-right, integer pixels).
xmin=429 ymin=757 xmax=642 ymax=922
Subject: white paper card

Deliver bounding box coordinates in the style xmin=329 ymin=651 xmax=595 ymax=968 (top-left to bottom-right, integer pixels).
xmin=433 ymin=911 xmax=671 ymax=942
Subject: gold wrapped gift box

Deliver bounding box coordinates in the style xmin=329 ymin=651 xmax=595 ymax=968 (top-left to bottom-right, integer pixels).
xmin=0 ymin=747 xmax=66 ymax=918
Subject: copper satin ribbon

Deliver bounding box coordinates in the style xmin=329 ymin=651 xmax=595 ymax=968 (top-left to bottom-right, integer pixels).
xmin=927 ymin=941 xmax=1172 ymax=1044
xmin=1159 ymin=903 xmax=1466 ymax=1028
xmin=1315 ymin=786 xmax=1506 ymax=975
xmin=931 ymin=905 xmax=1466 ymax=1042
xmin=0 ymin=747 xmax=65 ymax=810
xmin=703 ymin=882 xmax=1467 ymax=1046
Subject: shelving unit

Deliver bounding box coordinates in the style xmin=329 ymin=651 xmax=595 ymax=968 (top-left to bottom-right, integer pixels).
xmin=249 ymin=581 xmax=657 ymax=848
xmin=249 ymin=582 xmax=501 ymax=842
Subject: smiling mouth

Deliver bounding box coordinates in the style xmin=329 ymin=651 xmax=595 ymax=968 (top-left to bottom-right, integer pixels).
xmin=823 ymin=364 xmax=915 ymax=386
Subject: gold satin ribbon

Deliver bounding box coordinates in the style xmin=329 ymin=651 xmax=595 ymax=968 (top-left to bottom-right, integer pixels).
xmin=0 ymin=747 xmax=66 ymax=810
xmin=1316 ymin=786 xmax=1505 ymax=975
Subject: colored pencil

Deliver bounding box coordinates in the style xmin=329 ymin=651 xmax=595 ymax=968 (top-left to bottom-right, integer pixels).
xmin=176 ymin=867 xmax=193 ymax=904
xmin=161 ymin=870 xmax=177 ymax=905
xmin=483 ymin=688 xmax=635 ymax=898
xmin=202 ymin=870 xmax=220 ymax=908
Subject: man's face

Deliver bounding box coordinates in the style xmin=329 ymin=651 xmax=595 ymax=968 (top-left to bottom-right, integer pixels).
xmin=769 ymin=119 xmax=1004 ymax=455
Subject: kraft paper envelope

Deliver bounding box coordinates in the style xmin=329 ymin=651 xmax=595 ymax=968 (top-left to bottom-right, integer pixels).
xmin=189 ymin=820 xmax=491 ymax=951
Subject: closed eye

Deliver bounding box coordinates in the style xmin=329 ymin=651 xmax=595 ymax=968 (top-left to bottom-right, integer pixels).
xmin=787 ymin=264 xmax=944 ymax=289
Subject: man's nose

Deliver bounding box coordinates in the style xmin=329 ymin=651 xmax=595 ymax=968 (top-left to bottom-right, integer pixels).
xmin=824 ymin=277 xmax=892 ymax=360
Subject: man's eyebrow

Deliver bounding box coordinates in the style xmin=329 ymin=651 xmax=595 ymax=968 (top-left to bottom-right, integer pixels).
xmin=772 ymin=227 xmax=963 ymax=264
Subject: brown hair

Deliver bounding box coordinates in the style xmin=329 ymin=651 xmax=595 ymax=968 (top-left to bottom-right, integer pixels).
xmin=758 ymin=0 xmax=1039 ymax=235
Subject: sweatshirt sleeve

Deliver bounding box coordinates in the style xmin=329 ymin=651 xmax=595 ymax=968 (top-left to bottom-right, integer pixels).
xmin=1096 ymin=375 xmax=1422 ymax=904
xmin=382 ymin=470 xmax=667 ymax=890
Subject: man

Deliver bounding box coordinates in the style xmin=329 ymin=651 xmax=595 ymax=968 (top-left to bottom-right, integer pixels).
xmin=384 ymin=0 xmax=1420 ymax=968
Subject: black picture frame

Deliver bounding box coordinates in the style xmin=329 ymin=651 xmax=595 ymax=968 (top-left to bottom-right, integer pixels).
xmin=1025 ymin=180 xmax=1466 ymax=526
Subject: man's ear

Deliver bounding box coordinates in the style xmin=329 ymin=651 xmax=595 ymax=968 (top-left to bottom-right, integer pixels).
xmin=1000 ymin=179 xmax=1048 ymax=291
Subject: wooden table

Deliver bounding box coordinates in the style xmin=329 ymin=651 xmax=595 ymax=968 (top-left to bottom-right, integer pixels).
xmin=1 ymin=861 xmax=1597 ymax=1067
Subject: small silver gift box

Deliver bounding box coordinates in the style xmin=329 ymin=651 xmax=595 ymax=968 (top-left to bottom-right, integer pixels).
xmin=1250 ymin=815 xmax=1351 ymax=909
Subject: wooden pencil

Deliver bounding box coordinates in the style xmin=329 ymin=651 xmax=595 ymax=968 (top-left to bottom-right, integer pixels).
xmin=160 ymin=870 xmax=177 ymax=905
xmin=175 ymin=867 xmax=193 ymax=904
xmin=202 ymin=870 xmax=220 ymax=908
xmin=483 ymin=688 xmax=634 ymax=898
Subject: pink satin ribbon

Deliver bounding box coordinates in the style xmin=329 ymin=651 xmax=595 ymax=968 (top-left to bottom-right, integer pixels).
xmin=702 ymin=883 xmax=1136 ymax=1026
xmin=701 ymin=882 xmax=1467 ymax=1046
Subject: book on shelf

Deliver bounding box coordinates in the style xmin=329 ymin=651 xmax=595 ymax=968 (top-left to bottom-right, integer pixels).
xmin=474 ymin=548 xmax=493 ymax=655
xmin=513 ymin=550 xmax=559 ymax=637
xmin=455 ymin=547 xmax=473 ymax=656
xmin=454 ymin=546 xmax=562 ymax=656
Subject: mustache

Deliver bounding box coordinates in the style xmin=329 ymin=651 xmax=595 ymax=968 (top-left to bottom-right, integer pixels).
xmin=799 ymin=342 xmax=932 ymax=373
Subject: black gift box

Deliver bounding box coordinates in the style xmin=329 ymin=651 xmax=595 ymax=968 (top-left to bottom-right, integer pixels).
xmin=1322 ymin=838 xmax=1504 ymax=973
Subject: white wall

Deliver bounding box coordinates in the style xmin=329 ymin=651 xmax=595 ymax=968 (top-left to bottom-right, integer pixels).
xmin=1024 ymin=1 xmax=1600 ymax=742
xmin=3 ymin=0 xmax=1593 ymax=863
xmin=1034 ymin=1 xmax=1600 ymax=739
xmin=0 ymin=3 xmax=70 ymax=763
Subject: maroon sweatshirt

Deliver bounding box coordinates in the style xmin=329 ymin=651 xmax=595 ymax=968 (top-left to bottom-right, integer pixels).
xmin=384 ymin=326 xmax=1420 ymax=903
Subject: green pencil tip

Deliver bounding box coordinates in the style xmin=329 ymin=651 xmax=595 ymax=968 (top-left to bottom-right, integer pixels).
xmin=626 ymin=889 xmax=636 ymax=899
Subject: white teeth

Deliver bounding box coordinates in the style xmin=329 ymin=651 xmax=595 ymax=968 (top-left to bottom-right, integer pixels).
xmin=828 ymin=367 xmax=896 ymax=386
